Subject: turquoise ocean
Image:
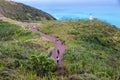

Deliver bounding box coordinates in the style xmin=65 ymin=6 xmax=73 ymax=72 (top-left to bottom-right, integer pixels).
xmin=12 ymin=0 xmax=120 ymax=28
xmin=40 ymin=5 xmax=120 ymax=28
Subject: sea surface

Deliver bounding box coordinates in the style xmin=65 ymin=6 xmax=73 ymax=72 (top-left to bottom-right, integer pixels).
xmin=12 ymin=0 xmax=120 ymax=28
xmin=36 ymin=5 xmax=120 ymax=28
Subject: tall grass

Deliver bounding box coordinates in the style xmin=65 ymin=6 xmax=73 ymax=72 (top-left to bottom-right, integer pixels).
xmin=37 ymin=19 xmax=120 ymax=79
xmin=0 ymin=19 xmax=120 ymax=79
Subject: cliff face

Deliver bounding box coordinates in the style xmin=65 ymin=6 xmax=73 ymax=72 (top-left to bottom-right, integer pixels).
xmin=0 ymin=0 xmax=56 ymax=21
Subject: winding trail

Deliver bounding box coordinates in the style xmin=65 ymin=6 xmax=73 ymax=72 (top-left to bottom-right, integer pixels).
xmin=30 ymin=25 xmax=65 ymax=65
xmin=0 ymin=16 xmax=65 ymax=65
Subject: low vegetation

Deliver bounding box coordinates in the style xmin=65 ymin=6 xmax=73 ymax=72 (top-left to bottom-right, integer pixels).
xmin=38 ymin=19 xmax=120 ymax=80
xmin=0 ymin=18 xmax=120 ymax=80
xmin=0 ymin=0 xmax=56 ymax=21
xmin=0 ymin=20 xmax=55 ymax=80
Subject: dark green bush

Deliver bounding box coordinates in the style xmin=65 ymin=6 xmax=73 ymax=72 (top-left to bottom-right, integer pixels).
xmin=26 ymin=55 xmax=55 ymax=77
xmin=6 ymin=59 xmax=25 ymax=69
xmin=0 ymin=68 xmax=24 ymax=80
xmin=0 ymin=20 xmax=37 ymax=41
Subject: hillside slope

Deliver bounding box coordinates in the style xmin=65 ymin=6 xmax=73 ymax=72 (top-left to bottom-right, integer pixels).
xmin=38 ymin=19 xmax=120 ymax=79
xmin=0 ymin=19 xmax=55 ymax=80
xmin=0 ymin=18 xmax=120 ymax=79
xmin=0 ymin=0 xmax=56 ymax=21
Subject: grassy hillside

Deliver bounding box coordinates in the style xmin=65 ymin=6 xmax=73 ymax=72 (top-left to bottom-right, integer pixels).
xmin=0 ymin=20 xmax=55 ymax=80
xmin=0 ymin=0 xmax=56 ymax=21
xmin=37 ymin=19 xmax=120 ymax=80
xmin=0 ymin=19 xmax=120 ymax=80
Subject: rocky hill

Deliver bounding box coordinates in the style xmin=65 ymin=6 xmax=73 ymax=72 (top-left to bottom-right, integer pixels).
xmin=0 ymin=0 xmax=56 ymax=21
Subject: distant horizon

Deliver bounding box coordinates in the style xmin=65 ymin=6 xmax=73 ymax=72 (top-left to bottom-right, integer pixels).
xmin=12 ymin=0 xmax=120 ymax=27
xmin=12 ymin=0 xmax=119 ymax=5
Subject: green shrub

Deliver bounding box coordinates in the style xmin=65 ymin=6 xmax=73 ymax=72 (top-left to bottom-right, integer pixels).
xmin=0 ymin=68 xmax=24 ymax=80
xmin=0 ymin=20 xmax=36 ymax=41
xmin=6 ymin=59 xmax=25 ymax=69
xmin=26 ymin=55 xmax=55 ymax=77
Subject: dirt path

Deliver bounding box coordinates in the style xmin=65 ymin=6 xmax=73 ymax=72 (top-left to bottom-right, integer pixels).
xmin=0 ymin=16 xmax=65 ymax=65
xmin=29 ymin=25 xmax=65 ymax=65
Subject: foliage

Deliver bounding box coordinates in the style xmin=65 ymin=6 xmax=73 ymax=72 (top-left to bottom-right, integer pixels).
xmin=38 ymin=19 xmax=120 ymax=79
xmin=0 ymin=0 xmax=56 ymax=21
xmin=0 ymin=68 xmax=24 ymax=80
xmin=26 ymin=55 xmax=55 ymax=77
xmin=0 ymin=20 xmax=56 ymax=79
xmin=0 ymin=20 xmax=36 ymax=41
xmin=0 ymin=19 xmax=120 ymax=79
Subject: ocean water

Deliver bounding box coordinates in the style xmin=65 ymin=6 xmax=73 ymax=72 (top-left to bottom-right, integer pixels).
xmin=12 ymin=0 xmax=120 ymax=28
xmin=39 ymin=5 xmax=120 ymax=28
